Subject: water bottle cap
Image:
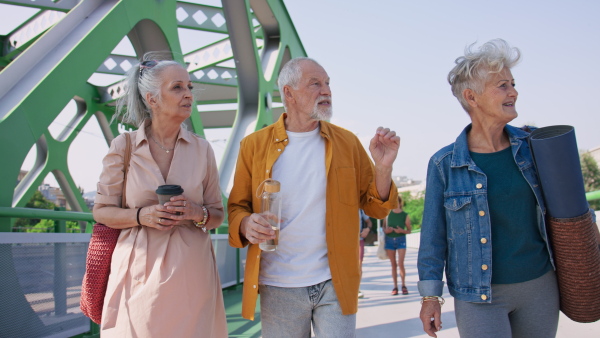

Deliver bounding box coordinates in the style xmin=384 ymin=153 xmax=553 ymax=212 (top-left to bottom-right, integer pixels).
xmin=264 ymin=180 xmax=280 ymax=193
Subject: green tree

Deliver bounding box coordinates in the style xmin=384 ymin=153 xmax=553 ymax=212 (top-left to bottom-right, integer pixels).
xmin=401 ymin=191 xmax=425 ymax=231
xmin=26 ymin=219 xmax=55 ymax=233
xmin=13 ymin=191 xmax=57 ymax=231
xmin=67 ymin=221 xmax=81 ymax=233
xmin=581 ymin=153 xmax=600 ymax=210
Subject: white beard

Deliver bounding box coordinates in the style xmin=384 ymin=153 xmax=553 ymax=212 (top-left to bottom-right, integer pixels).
xmin=310 ymin=101 xmax=332 ymax=121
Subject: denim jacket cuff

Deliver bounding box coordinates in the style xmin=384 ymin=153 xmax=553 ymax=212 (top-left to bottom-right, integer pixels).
xmin=418 ymin=280 xmax=444 ymax=297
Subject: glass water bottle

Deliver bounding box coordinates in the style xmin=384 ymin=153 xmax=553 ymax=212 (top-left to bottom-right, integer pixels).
xmin=258 ymin=179 xmax=282 ymax=251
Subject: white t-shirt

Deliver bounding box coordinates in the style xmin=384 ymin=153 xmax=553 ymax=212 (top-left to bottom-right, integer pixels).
xmin=259 ymin=125 xmax=331 ymax=287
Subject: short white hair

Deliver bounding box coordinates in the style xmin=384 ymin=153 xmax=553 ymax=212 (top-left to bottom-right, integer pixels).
xmin=277 ymin=57 xmax=322 ymax=110
xmin=448 ymin=39 xmax=521 ymax=112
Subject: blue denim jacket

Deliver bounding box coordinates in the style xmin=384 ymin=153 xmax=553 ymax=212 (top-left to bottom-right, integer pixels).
xmin=417 ymin=124 xmax=555 ymax=303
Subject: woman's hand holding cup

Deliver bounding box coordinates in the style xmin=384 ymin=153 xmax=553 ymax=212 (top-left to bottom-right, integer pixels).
xmin=138 ymin=204 xmax=177 ymax=231
xmin=163 ymin=194 xmax=203 ymax=225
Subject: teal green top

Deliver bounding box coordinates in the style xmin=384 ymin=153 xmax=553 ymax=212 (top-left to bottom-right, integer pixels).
xmin=470 ymin=147 xmax=552 ymax=284
xmin=386 ymin=210 xmax=408 ymax=238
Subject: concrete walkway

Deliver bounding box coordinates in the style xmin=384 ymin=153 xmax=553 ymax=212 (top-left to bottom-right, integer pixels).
xmin=356 ymin=236 xmax=600 ymax=338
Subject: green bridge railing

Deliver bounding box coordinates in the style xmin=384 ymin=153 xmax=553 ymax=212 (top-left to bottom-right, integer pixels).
xmin=0 ymin=207 xmax=243 ymax=338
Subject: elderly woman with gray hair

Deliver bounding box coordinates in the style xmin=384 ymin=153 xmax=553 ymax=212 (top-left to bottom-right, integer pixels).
xmin=93 ymin=54 xmax=227 ymax=337
xmin=417 ymin=39 xmax=559 ymax=338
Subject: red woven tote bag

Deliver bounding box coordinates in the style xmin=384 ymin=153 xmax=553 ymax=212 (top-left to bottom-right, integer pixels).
xmin=80 ymin=133 xmax=131 ymax=324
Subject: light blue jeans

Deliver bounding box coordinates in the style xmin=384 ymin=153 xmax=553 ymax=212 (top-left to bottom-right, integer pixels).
xmin=259 ymin=279 xmax=356 ymax=338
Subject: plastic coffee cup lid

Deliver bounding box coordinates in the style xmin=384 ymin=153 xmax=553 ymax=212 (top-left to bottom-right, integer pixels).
xmin=156 ymin=185 xmax=184 ymax=195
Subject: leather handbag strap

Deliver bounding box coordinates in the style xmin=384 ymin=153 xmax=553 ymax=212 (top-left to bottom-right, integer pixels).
xmin=121 ymin=133 xmax=132 ymax=208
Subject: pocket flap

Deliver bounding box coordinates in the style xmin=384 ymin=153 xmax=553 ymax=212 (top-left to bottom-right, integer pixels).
xmin=444 ymin=196 xmax=472 ymax=211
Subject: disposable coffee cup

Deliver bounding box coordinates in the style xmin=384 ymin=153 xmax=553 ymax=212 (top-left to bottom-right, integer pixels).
xmin=156 ymin=185 xmax=184 ymax=206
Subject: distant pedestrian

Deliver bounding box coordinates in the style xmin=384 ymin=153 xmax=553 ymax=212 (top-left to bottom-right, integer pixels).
xmin=383 ymin=195 xmax=411 ymax=295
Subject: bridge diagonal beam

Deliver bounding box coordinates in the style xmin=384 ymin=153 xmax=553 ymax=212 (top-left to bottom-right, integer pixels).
xmin=1 ymin=10 xmax=67 ymax=62
xmin=0 ymin=0 xmax=77 ymax=12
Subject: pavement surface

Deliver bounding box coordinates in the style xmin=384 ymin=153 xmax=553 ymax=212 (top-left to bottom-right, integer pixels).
xmin=355 ymin=233 xmax=600 ymax=338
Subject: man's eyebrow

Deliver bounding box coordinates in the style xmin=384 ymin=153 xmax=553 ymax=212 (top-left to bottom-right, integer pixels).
xmin=307 ymin=77 xmax=330 ymax=82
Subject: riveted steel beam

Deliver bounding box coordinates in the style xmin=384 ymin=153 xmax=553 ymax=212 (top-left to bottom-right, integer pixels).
xmin=0 ymin=0 xmax=78 ymax=12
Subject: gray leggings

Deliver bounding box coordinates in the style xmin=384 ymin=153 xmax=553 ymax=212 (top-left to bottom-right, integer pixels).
xmin=454 ymin=270 xmax=559 ymax=338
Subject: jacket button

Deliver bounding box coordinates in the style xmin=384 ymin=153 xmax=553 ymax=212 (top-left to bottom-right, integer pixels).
xmin=476 ymin=183 xmax=483 ymax=189
xmin=479 ymin=210 xmax=485 ymax=216
xmin=481 ymin=264 xmax=488 ymax=270
xmin=266 ymin=169 xmax=270 ymax=173
xmin=480 ymin=238 xmax=487 ymax=244
xmin=277 ymin=149 xmax=281 ymax=152
xmin=275 ymin=138 xmax=279 ymax=141
xmin=253 ymin=285 xmax=257 ymax=289
xmin=481 ymin=294 xmax=488 ymax=300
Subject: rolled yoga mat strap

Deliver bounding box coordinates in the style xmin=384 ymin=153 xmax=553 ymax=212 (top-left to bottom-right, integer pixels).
xmin=547 ymin=210 xmax=600 ymax=323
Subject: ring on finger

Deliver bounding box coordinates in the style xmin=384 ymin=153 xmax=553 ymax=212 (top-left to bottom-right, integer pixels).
xmin=158 ymin=218 xmax=162 ymax=224
xmin=183 ymin=201 xmax=186 ymax=207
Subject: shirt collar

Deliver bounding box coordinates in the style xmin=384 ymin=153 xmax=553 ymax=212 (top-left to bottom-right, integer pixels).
xmin=273 ymin=113 xmax=288 ymax=143
xmin=274 ymin=113 xmax=332 ymax=142
xmin=136 ymin=119 xmax=194 ymax=147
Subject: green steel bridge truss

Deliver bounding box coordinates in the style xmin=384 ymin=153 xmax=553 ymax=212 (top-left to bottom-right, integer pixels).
xmin=0 ymin=0 xmax=307 ymax=232
xmin=0 ymin=0 xmax=306 ymax=336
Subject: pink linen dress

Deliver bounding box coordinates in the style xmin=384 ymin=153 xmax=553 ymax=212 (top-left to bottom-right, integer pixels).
xmin=95 ymin=125 xmax=227 ymax=337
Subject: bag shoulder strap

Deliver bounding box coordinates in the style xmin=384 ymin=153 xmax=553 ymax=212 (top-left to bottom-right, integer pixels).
xmin=121 ymin=133 xmax=132 ymax=208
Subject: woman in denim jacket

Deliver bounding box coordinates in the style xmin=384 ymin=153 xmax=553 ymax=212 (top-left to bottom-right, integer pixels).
xmin=417 ymin=39 xmax=559 ymax=338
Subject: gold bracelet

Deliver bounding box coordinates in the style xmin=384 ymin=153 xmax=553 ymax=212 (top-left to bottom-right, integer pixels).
xmin=421 ymin=296 xmax=445 ymax=307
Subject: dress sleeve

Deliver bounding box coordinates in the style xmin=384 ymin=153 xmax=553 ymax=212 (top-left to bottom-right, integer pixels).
xmin=95 ymin=134 xmax=127 ymax=207
xmin=202 ymin=142 xmax=224 ymax=212
xmin=417 ymin=156 xmax=447 ymax=297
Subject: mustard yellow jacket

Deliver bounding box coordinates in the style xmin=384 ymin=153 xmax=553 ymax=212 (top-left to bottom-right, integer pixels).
xmin=228 ymin=114 xmax=398 ymax=320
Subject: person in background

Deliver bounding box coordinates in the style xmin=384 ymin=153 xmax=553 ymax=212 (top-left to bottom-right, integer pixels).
xmin=417 ymin=39 xmax=559 ymax=338
xmin=93 ymin=54 xmax=227 ymax=337
xmin=383 ymin=195 xmax=411 ymax=295
xmin=227 ymin=57 xmax=399 ymax=337
xmin=358 ymin=209 xmax=373 ymax=298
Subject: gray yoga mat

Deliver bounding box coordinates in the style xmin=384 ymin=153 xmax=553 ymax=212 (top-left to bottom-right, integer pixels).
xmin=529 ymin=125 xmax=588 ymax=219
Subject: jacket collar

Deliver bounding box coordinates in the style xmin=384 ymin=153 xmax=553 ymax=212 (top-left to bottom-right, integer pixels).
xmin=451 ymin=123 xmax=529 ymax=168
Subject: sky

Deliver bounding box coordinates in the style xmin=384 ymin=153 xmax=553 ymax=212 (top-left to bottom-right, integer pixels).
xmin=284 ymin=0 xmax=600 ymax=184
xmin=4 ymin=0 xmax=600 ymax=194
